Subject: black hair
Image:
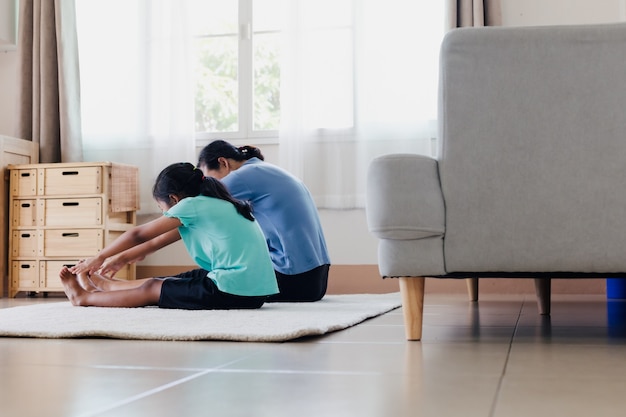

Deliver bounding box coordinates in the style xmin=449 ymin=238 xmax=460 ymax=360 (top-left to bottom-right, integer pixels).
xmin=197 ymin=139 xmax=265 ymax=171
xmin=152 ymin=162 xmax=254 ymax=221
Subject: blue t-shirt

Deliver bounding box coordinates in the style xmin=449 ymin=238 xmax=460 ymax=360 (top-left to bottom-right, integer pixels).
xmin=164 ymin=195 xmax=278 ymax=297
xmin=221 ymin=158 xmax=331 ymax=275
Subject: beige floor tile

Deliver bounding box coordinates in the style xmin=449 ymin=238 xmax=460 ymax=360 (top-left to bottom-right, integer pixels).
xmin=420 ymin=324 xmax=517 ymax=343
xmin=506 ymin=344 xmax=626 ymax=377
xmin=3 ymin=292 xmax=626 ymax=416
xmin=495 ymin=375 xmax=626 ymax=417
xmin=0 ymin=363 xmax=200 ymax=417
xmin=84 ymin=369 xmax=502 ymax=417
xmin=0 ymin=337 xmax=272 ymax=369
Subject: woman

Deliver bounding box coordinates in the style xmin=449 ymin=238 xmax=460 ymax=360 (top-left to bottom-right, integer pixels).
xmin=198 ymin=140 xmax=331 ymax=302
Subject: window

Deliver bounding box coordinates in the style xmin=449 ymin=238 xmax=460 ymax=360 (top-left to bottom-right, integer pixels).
xmin=77 ymin=1 xmax=441 ymax=147
xmin=75 ymin=0 xmax=444 ymax=209
xmin=191 ymin=0 xmax=285 ymax=143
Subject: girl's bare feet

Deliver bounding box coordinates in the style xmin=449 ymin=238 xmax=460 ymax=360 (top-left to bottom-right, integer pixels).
xmin=87 ymin=271 xmax=119 ymax=291
xmin=75 ymin=270 xmax=99 ymax=292
xmin=59 ymin=266 xmax=88 ymax=306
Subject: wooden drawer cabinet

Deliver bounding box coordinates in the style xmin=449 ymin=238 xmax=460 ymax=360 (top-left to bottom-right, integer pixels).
xmin=10 ymin=259 xmax=132 ymax=294
xmin=7 ymin=162 xmax=139 ymax=297
xmin=0 ymin=136 xmax=39 ymax=297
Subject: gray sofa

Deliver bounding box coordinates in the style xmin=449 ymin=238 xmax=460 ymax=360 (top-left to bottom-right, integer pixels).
xmin=366 ymin=22 xmax=626 ymax=340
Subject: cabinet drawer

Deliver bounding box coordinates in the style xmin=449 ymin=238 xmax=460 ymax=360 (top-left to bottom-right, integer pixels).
xmin=43 ymin=229 xmax=103 ymax=257
xmin=41 ymin=260 xmax=77 ymax=289
xmin=113 ymin=265 xmax=131 ymax=280
xmin=12 ymin=199 xmax=37 ymax=227
xmin=42 ymin=166 xmax=102 ymax=195
xmin=41 ymin=198 xmax=103 ymax=226
xmin=11 ymin=230 xmax=38 ymax=257
xmin=105 ymin=230 xmax=124 ymax=246
xmin=10 ymin=169 xmax=38 ymax=196
xmin=11 ymin=261 xmax=38 ymax=289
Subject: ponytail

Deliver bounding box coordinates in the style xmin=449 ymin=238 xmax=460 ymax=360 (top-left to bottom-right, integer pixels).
xmin=238 ymin=145 xmax=265 ymax=161
xmin=200 ymin=176 xmax=255 ymax=221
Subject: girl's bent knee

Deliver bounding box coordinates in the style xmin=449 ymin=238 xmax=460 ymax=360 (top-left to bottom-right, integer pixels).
xmin=141 ymin=278 xmax=165 ymax=296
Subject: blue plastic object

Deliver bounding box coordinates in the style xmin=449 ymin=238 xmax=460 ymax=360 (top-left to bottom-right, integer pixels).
xmin=607 ymin=278 xmax=626 ymax=299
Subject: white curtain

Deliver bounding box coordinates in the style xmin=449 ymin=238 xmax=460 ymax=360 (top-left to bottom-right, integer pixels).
xmin=279 ymin=0 xmax=444 ymax=209
xmin=76 ymin=0 xmax=195 ymax=213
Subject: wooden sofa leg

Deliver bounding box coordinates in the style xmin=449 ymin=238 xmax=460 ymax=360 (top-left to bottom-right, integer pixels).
xmin=466 ymin=278 xmax=479 ymax=302
xmin=399 ymin=277 xmax=425 ymax=341
xmin=534 ymin=278 xmax=551 ymax=315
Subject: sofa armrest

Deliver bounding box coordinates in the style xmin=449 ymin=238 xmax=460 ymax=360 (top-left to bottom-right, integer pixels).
xmin=366 ymin=154 xmax=445 ymax=240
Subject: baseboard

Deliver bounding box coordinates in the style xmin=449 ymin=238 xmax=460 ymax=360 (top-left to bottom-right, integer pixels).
xmin=137 ymin=265 xmax=608 ymax=295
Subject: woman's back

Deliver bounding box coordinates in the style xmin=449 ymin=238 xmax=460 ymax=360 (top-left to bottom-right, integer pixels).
xmin=221 ymin=158 xmax=330 ymax=275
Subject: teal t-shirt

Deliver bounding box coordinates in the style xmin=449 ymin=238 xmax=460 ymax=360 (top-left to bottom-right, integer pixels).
xmin=164 ymin=196 xmax=278 ymax=297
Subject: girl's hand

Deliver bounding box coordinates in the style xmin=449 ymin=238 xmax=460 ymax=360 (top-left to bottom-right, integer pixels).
xmin=70 ymin=257 xmax=104 ymax=276
xmin=99 ymin=255 xmax=129 ymax=278
xmin=99 ymin=254 xmax=146 ymax=278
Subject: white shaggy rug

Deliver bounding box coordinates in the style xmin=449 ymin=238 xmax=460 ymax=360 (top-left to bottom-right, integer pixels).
xmin=0 ymin=293 xmax=401 ymax=342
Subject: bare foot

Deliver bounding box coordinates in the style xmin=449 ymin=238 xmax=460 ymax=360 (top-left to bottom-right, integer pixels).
xmin=59 ymin=266 xmax=89 ymax=306
xmin=75 ymin=271 xmax=99 ymax=292
xmin=87 ymin=271 xmax=119 ymax=291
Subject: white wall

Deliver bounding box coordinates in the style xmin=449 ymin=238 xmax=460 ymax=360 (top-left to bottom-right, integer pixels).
xmin=0 ymin=0 xmax=18 ymax=137
xmin=0 ymin=0 xmax=17 ymax=49
xmin=134 ymin=143 xmax=381 ymax=267
xmin=2 ymin=1 xmax=626 ymax=267
xmin=138 ymin=207 xmax=380 ymax=266
xmin=501 ymin=0 xmax=626 ymax=26
xmin=0 ymin=51 xmax=17 ymax=135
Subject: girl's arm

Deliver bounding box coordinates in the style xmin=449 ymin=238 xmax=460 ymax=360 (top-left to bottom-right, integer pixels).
xmin=71 ymin=215 xmax=182 ymax=275
xmin=99 ymin=229 xmax=181 ymax=277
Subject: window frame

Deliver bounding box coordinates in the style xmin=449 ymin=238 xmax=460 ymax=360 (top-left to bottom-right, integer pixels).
xmin=194 ymin=0 xmax=280 ymax=147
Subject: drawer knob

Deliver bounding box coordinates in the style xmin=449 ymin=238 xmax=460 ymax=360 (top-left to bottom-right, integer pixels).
xmin=62 ymin=233 xmax=80 ymax=238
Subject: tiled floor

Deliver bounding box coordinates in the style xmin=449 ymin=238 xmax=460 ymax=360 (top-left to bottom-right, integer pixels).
xmin=1 ymin=292 xmax=626 ymax=417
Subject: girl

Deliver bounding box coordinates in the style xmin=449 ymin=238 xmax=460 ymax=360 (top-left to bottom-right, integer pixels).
xmin=60 ymin=162 xmax=278 ymax=309
xmin=197 ymin=140 xmax=331 ymax=302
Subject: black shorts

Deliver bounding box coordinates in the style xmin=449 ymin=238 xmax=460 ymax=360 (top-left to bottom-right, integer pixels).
xmin=266 ymin=264 xmax=330 ymax=302
xmin=158 ymin=269 xmax=266 ymax=310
